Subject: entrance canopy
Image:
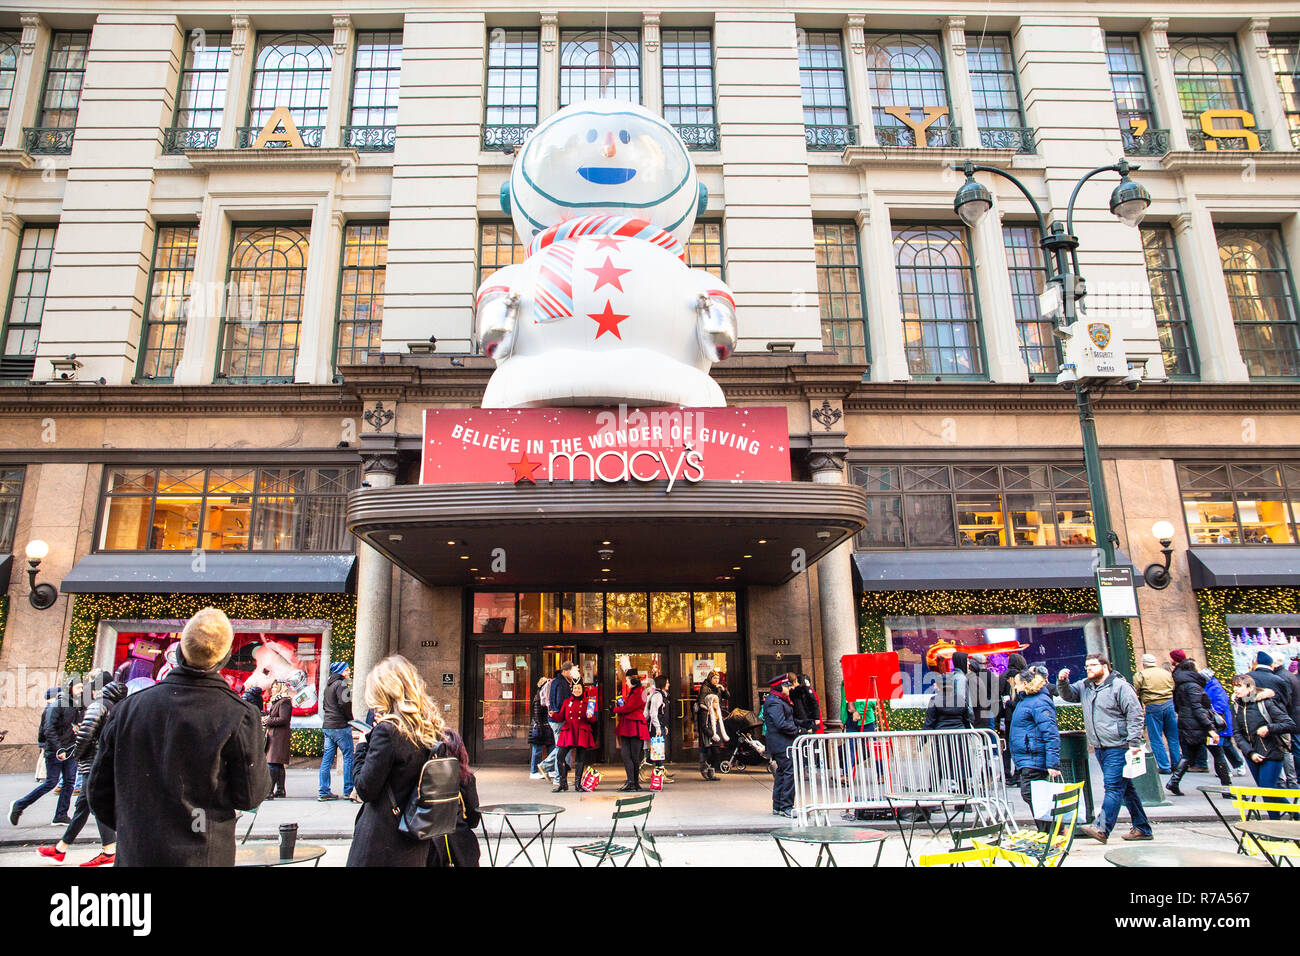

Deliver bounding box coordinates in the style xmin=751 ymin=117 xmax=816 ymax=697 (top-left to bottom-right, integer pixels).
xmin=347 ymin=480 xmax=866 ymax=587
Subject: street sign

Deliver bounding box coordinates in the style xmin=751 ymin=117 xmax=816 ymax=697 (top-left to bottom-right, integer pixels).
xmin=442 ymin=673 xmax=455 ymax=686
xmin=1096 ymin=567 xmax=1138 ymax=618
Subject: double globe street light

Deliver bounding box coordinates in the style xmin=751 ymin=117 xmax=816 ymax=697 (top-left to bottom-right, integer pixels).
xmin=951 ymin=159 xmax=1152 ymax=679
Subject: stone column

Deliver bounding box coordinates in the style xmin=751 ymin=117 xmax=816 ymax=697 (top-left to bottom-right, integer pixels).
xmin=842 ymin=17 xmax=878 ymax=146
xmin=1 ymin=15 xmax=48 ymax=151
xmin=856 ymin=203 xmax=907 ymax=381
xmin=1239 ymin=19 xmax=1294 ymax=152
xmin=806 ymin=446 xmax=855 ymax=730
xmin=538 ymin=13 xmax=559 ymax=120
xmin=970 ymin=201 xmax=1030 ymax=383
xmin=1141 ymin=19 xmax=1191 ymax=152
xmin=324 ymin=16 xmax=354 ymax=147
xmin=641 ymin=15 xmax=661 ymax=114
xmin=943 ymin=17 xmax=979 ymax=143
xmin=1173 ymin=210 xmax=1250 ymax=382
xmin=219 ymin=15 xmax=254 ymax=149
xmin=352 ymin=448 xmax=400 ymax=718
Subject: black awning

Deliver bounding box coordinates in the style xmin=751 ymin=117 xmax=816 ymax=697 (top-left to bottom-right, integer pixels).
xmin=853 ymin=548 xmax=1143 ymax=591
xmin=0 ymin=553 xmax=11 ymax=592
xmin=61 ymin=552 xmax=356 ymax=594
xmin=1187 ymin=547 xmax=1300 ymax=588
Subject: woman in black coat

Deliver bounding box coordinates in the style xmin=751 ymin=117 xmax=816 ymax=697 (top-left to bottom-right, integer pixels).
xmin=1231 ymin=674 xmax=1296 ymax=814
xmin=262 ymin=683 xmax=293 ymax=798
xmin=427 ymin=729 xmax=482 ymax=867
xmin=1167 ymin=659 xmax=1231 ymax=794
xmin=923 ymin=671 xmax=973 ymax=729
xmin=346 ymin=655 xmax=439 ymax=867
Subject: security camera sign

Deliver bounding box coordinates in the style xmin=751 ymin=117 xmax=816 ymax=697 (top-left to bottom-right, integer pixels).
xmin=1062 ymin=318 xmax=1126 ymax=379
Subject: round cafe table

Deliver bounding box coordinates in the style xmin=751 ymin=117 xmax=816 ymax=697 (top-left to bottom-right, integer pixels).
xmin=884 ymin=791 xmax=972 ymax=866
xmin=478 ymin=803 xmax=565 ymax=867
xmin=1234 ymin=819 xmax=1300 ymax=867
xmin=235 ymin=844 xmax=327 ymax=867
xmin=1104 ymin=845 xmax=1270 ymax=868
xmin=770 ymin=827 xmax=888 ymax=867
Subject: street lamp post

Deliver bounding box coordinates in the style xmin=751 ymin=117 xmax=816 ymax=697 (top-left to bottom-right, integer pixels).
xmin=953 ymin=159 xmax=1152 ymax=680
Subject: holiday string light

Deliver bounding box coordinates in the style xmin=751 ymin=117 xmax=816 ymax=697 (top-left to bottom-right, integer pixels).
xmin=1198 ymin=587 xmax=1299 ymax=683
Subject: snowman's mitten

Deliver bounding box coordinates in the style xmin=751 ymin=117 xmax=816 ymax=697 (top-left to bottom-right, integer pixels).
xmin=695 ymin=289 xmax=738 ymax=362
xmin=477 ymin=288 xmax=521 ymax=360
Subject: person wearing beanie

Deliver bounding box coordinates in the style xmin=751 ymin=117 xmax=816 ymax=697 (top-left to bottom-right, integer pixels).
xmin=89 ymin=608 xmax=271 ymax=866
xmin=1270 ymin=656 xmax=1300 ymax=783
xmin=1251 ymin=652 xmax=1293 ymax=717
xmin=762 ymin=673 xmax=803 ymax=817
xmin=319 ymin=661 xmax=356 ymax=801
xmin=1169 ymin=649 xmax=1187 ymax=666
xmin=1134 ymin=652 xmax=1180 ymax=774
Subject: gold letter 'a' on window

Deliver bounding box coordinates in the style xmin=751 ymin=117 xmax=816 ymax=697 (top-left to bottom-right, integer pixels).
xmin=253 ymin=106 xmax=305 ymax=148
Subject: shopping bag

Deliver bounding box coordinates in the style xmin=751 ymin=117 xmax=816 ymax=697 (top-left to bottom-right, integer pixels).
xmin=1122 ymin=749 xmax=1145 ymax=779
xmin=34 ymin=753 xmax=46 ymax=782
xmin=1030 ymin=779 xmax=1069 ymax=822
xmin=648 ymin=768 xmax=664 ymax=791
xmin=649 ymin=735 xmax=665 ymax=762
xmin=580 ymin=767 xmax=602 ymax=792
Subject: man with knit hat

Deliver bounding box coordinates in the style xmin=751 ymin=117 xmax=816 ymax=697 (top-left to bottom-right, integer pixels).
xmin=1134 ymin=652 xmax=1180 ymax=774
xmin=762 ymin=673 xmax=804 ymax=817
xmin=89 ymin=608 xmax=271 ymax=866
xmin=1258 ymin=652 xmax=1300 ymax=783
xmin=319 ymin=661 xmax=355 ymax=801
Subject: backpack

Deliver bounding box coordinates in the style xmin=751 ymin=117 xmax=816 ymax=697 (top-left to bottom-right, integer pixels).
xmin=390 ymin=740 xmax=465 ymax=841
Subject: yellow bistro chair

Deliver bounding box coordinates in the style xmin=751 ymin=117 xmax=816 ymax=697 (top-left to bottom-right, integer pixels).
xmin=918 ymin=823 xmax=1005 ymax=868
xmin=1230 ymin=786 xmax=1300 ymax=865
xmin=993 ymin=781 xmax=1085 ymax=868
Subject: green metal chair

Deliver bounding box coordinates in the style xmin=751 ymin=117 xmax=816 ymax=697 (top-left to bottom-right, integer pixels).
xmin=918 ymin=822 xmax=1006 ymax=867
xmin=994 ymin=781 xmax=1084 ymax=867
xmin=571 ymin=793 xmax=657 ymax=867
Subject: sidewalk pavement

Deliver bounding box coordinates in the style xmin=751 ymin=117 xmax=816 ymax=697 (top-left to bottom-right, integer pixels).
xmin=0 ymin=757 xmax=1232 ymax=847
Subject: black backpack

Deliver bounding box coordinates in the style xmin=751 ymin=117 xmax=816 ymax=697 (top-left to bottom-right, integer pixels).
xmin=390 ymin=740 xmax=465 ymax=841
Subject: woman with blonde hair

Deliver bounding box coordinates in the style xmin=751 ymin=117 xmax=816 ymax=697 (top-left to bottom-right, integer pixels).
xmin=346 ymin=655 xmax=444 ymax=867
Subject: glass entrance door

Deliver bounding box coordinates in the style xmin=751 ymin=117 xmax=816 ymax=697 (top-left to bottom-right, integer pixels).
xmin=676 ymin=648 xmax=732 ymax=763
xmin=476 ymin=647 xmax=532 ymax=763
xmin=604 ymin=647 xmax=666 ymax=765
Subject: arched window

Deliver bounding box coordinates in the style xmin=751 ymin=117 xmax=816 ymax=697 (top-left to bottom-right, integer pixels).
xmin=248 ymin=33 xmax=332 ymax=131
xmin=220 ymin=225 xmax=310 ymax=381
xmin=893 ymin=224 xmax=983 ymax=378
xmin=1216 ymin=227 xmax=1300 ymax=379
xmin=865 ymin=33 xmax=951 ymax=144
xmin=1170 ymin=36 xmax=1251 ymax=141
xmin=559 ymin=30 xmax=640 ymax=106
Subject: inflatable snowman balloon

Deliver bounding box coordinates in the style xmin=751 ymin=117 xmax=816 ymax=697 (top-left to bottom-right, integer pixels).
xmin=476 ymin=100 xmax=737 ymax=408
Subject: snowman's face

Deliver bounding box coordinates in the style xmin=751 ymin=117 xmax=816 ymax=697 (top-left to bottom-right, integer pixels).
xmin=510 ymin=101 xmax=700 ymax=243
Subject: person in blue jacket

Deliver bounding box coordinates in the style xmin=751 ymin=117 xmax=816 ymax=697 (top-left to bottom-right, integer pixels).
xmin=1201 ymin=668 xmax=1246 ymax=776
xmin=762 ymin=673 xmax=803 ymax=817
xmin=1008 ymin=665 xmax=1062 ymax=832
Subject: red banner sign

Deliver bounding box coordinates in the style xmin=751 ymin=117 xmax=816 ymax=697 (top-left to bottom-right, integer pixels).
xmin=420 ymin=406 xmax=791 ymax=490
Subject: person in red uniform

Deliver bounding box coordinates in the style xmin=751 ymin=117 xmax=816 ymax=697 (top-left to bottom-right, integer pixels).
xmin=554 ymin=681 xmax=596 ymax=792
xmin=614 ymin=670 xmax=650 ymax=791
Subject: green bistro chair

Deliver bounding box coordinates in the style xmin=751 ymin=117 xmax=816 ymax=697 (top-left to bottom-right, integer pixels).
xmin=918 ymin=822 xmax=1006 ymax=868
xmin=571 ymin=793 xmax=658 ymax=867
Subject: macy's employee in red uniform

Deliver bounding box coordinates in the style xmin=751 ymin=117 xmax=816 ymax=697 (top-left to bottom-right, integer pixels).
xmin=614 ymin=670 xmax=650 ymax=792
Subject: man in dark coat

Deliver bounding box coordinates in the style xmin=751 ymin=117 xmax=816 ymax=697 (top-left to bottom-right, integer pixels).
xmin=1270 ymin=657 xmax=1300 ymax=782
xmin=967 ymin=654 xmax=1000 ymax=730
xmin=319 ymin=662 xmax=354 ymax=801
xmin=762 ymin=674 xmax=803 ymax=817
xmin=9 ymin=683 xmax=81 ymax=826
xmin=89 ymin=608 xmax=270 ymax=866
xmin=539 ymin=661 xmax=575 ymax=784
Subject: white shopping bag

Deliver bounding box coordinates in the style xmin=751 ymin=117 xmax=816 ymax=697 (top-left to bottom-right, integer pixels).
xmin=1122 ymin=749 xmax=1145 ymax=779
xmin=1030 ymin=779 xmax=1069 ymax=821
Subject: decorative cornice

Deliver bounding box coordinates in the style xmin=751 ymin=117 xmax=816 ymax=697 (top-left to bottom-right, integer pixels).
xmin=854 ymin=207 xmax=870 ymax=231
xmin=363 ymin=400 xmax=395 ymax=431
xmin=359 ymin=450 xmax=401 ymax=478
xmin=1248 ymin=18 xmax=1270 ymax=57
xmin=643 ymin=14 xmax=660 ymax=54
xmin=806 ymin=450 xmax=848 ymax=474
xmin=843 ymin=145 xmax=1025 ymax=169
xmin=540 ymin=13 xmax=558 ymax=53
xmin=946 ymin=17 xmax=967 ymax=57
xmin=811 ymin=399 xmax=844 ymax=431
xmin=846 ymin=16 xmax=865 ymax=56
xmin=332 ymin=15 xmax=352 ymax=55
xmin=182 ymin=147 xmax=360 ymax=171
xmin=1147 ymin=18 xmax=1169 ymax=58
xmin=230 ymin=15 xmax=250 ymax=56
xmin=1161 ymin=151 xmax=1300 ymax=172
xmin=1172 ymin=211 xmax=1194 ymax=236
xmin=19 ymin=15 xmax=42 ymax=55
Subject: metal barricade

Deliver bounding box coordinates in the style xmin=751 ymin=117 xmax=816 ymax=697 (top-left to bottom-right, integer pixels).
xmin=792 ymin=730 xmax=1014 ymax=827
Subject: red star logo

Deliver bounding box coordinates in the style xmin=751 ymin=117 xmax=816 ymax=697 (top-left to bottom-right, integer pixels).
xmin=586 ymin=256 xmax=632 ymax=293
xmin=591 ymin=234 xmax=624 ymax=251
xmin=588 ymin=301 xmax=629 ymax=339
xmin=507 ymin=452 xmax=541 ymax=484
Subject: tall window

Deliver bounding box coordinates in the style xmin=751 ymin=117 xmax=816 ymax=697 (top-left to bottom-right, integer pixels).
xmin=1270 ymin=35 xmax=1300 ymax=148
xmin=1 ymin=225 xmax=57 ymax=379
xmin=1140 ymin=226 xmax=1197 ymax=378
xmin=969 ymin=35 xmax=1029 ymax=149
xmin=864 ymin=33 xmax=952 ymax=147
xmin=1106 ymin=35 xmax=1155 ymax=133
xmin=484 ymin=29 xmax=539 ymax=139
xmin=1003 ymin=225 xmax=1056 ymax=375
xmin=663 ymin=29 xmax=716 ymax=148
xmin=0 ymin=32 xmax=19 ymax=135
xmin=348 ymin=30 xmax=401 ymax=147
xmin=247 ymin=33 xmax=332 ymax=144
xmin=1216 ymin=227 xmax=1300 ymax=379
xmin=170 ymin=31 xmax=231 ymax=146
xmin=559 ymin=30 xmax=639 ymax=106
xmin=799 ymin=31 xmax=853 ymax=148
xmin=138 ymin=225 xmax=198 ymax=382
xmin=1171 ymin=36 xmax=1254 ymax=149
xmin=477 ymin=222 xmax=526 ymax=290
xmin=894 ymin=224 xmax=982 ymax=378
xmin=849 ymin=463 xmax=1095 ymax=549
xmin=815 ymin=222 xmax=867 ymax=364
xmin=98 ymin=465 xmax=356 ymax=552
xmin=0 ymin=466 xmax=22 ymax=552
xmin=336 ymin=223 xmax=388 ymax=367
xmin=1178 ymin=462 xmax=1300 ymax=546
xmin=37 ymin=32 xmax=90 ymax=129
xmin=686 ymin=222 xmax=724 ymax=280
xmin=219 ymin=225 xmax=310 ymax=382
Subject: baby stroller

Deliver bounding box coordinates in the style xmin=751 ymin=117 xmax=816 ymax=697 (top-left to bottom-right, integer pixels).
xmin=718 ymin=709 xmax=770 ymax=774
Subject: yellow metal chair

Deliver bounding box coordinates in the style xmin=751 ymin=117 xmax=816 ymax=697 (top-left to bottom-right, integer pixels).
xmin=1230 ymin=786 xmax=1300 ymax=865
xmin=992 ymin=781 xmax=1084 ymax=868
xmin=917 ymin=823 xmax=1004 ymax=868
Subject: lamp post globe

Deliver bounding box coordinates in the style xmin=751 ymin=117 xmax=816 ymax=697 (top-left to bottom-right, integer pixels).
xmin=953 ymin=176 xmax=993 ymax=228
xmin=1109 ymin=175 xmax=1152 ymax=227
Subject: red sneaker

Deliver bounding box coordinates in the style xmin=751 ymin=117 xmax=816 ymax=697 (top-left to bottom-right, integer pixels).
xmin=37 ymin=845 xmax=65 ymax=863
xmin=79 ymin=852 xmax=116 ymax=867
